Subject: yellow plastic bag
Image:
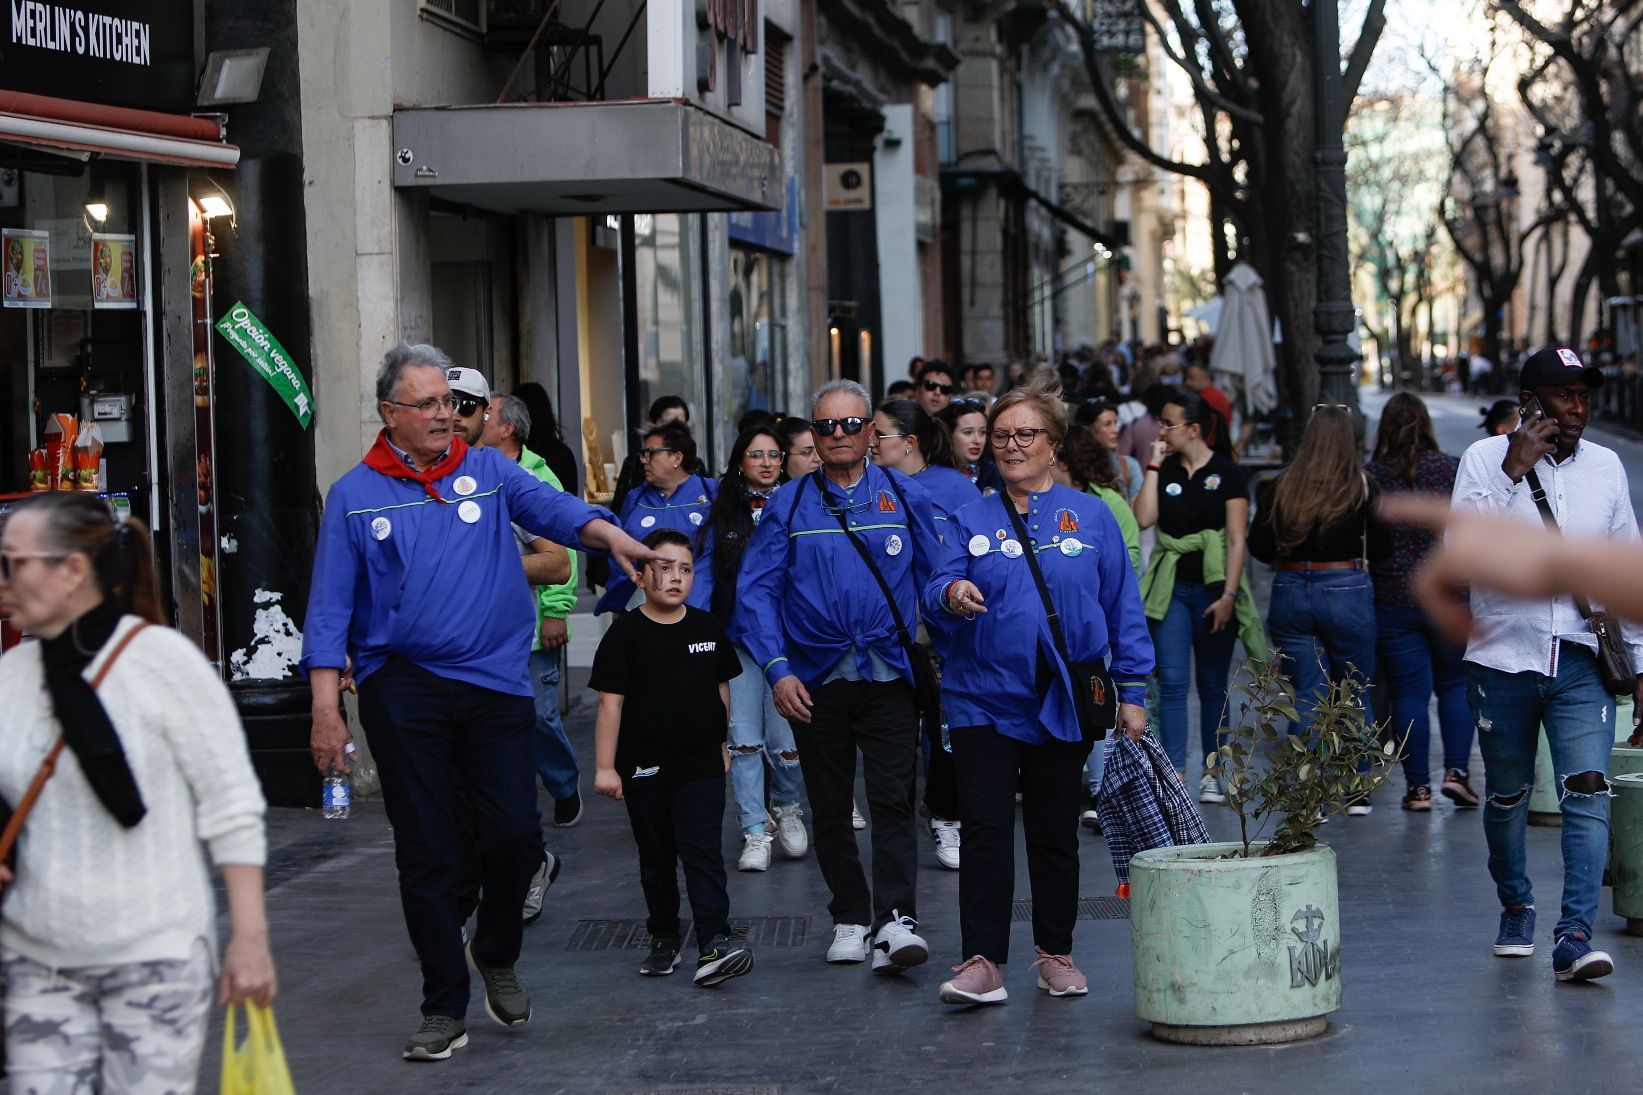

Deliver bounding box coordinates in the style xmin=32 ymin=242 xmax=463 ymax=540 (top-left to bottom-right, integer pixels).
xmin=220 ymin=1002 xmax=296 ymax=1095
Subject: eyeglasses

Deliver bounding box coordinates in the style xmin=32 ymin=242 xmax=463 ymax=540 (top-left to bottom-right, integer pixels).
xmin=639 ymin=447 xmax=680 ymax=460
xmin=453 ymin=396 xmax=486 ymax=417
xmin=989 ymin=428 xmax=1051 ymax=449
xmin=1313 ymin=403 xmax=1351 ymax=412
xmin=0 ymin=551 xmax=66 ymax=581
xmin=810 ymin=417 xmax=868 ymax=437
xmin=385 ymin=395 xmax=459 ymax=415
xmin=875 ymin=432 xmax=908 ymax=443
xmin=744 ymin=449 xmax=783 ymax=461
xmin=921 ymin=380 xmax=957 ymax=394
xmin=1158 ymin=420 xmax=1187 ymax=432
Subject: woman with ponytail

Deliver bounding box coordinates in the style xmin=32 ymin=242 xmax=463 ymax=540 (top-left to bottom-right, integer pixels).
xmin=0 ymin=492 xmax=274 ymax=1091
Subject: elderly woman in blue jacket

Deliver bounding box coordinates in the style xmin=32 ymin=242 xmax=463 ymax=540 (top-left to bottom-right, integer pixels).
xmin=922 ymin=376 xmax=1154 ymax=1008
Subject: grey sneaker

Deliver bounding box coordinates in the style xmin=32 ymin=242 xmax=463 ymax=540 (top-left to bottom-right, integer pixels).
xmin=465 ymin=942 xmax=531 ymax=1027
xmin=403 ymin=1015 xmax=468 ymax=1061
xmin=694 ymin=934 xmax=755 ymax=986
xmin=521 ymin=852 xmax=562 ymax=926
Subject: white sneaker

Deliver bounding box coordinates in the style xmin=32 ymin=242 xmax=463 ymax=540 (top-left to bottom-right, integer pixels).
xmin=1198 ymin=773 xmax=1226 ymax=804
xmin=737 ymin=831 xmax=773 ymax=872
xmin=1346 ymin=795 xmax=1373 ymax=817
xmin=871 ymin=911 xmax=929 ymax=974
xmin=931 ymin=818 xmax=961 ymax=870
xmin=851 ymin=801 xmax=866 ymax=830
xmin=772 ymin=803 xmax=808 ymax=858
xmin=826 ymin=923 xmax=871 ymax=963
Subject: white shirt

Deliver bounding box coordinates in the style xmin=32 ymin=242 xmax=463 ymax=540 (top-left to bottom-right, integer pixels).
xmin=1452 ymin=432 xmax=1643 ymax=677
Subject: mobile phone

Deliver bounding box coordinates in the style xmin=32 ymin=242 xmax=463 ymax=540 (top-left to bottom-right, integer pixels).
xmin=1519 ymin=395 xmax=1545 ymax=422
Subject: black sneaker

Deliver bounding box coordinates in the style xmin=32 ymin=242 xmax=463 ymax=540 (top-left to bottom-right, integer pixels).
xmin=554 ymin=791 xmax=584 ymax=828
xmin=521 ymin=852 xmax=562 ymax=926
xmin=403 ymin=1015 xmax=467 ymax=1061
xmin=640 ymin=936 xmax=682 ymax=976
xmin=694 ymin=934 xmax=755 ymax=986
xmin=465 ymin=942 xmax=531 ymax=1027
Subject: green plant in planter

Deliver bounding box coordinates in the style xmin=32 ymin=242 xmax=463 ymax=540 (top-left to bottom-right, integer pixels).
xmin=1207 ymin=655 xmax=1400 ymax=858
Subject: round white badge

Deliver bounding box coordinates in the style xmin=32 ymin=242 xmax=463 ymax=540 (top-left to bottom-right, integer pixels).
xmin=640 ymin=515 xmax=657 ymax=528
xmin=689 ymin=511 xmax=704 ymax=527
xmin=1001 ymin=538 xmax=1024 ymax=559
xmin=1060 ymin=537 xmax=1084 ymax=557
xmin=371 ymin=516 xmax=392 ymax=541
xmin=453 ymin=475 xmax=477 ymax=497
xmin=458 ymin=500 xmax=481 ymax=524
xmin=1165 ymin=482 xmax=1184 ymax=497
xmin=885 ymin=534 xmax=903 ymax=557
xmin=968 ymin=534 xmax=990 ymax=557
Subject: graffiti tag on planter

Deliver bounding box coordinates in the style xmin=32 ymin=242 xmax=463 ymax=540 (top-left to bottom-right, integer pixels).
xmin=1288 ymin=906 xmax=1340 ymax=988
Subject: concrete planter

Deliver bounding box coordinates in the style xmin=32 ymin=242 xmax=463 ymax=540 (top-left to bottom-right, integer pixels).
xmin=1131 ymin=842 xmax=1340 ymax=1046
xmin=1612 ymin=773 xmax=1643 ymax=936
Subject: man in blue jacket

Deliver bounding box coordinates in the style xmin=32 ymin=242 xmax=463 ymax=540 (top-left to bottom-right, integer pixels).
xmin=733 ymin=379 xmax=941 ymax=975
xmin=301 ymin=343 xmax=654 ymax=1062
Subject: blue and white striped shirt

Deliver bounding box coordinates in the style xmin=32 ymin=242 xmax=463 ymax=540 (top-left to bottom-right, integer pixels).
xmin=1451 ymin=433 xmax=1643 ymax=677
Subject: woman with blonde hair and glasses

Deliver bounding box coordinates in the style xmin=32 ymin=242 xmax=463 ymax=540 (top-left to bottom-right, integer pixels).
xmin=1249 ymin=404 xmax=1392 ymax=814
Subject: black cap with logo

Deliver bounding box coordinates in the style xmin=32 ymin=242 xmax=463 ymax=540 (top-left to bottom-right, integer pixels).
xmin=1518 ymin=345 xmax=1605 ymax=393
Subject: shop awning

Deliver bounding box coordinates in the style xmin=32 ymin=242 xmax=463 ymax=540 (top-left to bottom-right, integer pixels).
xmin=391 ymin=100 xmax=780 ymax=214
xmin=0 ymin=91 xmax=239 ymax=169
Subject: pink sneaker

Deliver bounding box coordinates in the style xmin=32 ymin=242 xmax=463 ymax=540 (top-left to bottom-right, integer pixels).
xmin=1031 ymin=948 xmax=1088 ymax=997
xmin=938 ymin=955 xmax=1007 ymax=1005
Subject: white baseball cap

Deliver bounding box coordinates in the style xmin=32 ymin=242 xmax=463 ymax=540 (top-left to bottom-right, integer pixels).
xmin=445 ymin=367 xmax=490 ymax=401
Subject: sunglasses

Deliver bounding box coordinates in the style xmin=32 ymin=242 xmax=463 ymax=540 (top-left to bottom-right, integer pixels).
xmin=948 ymin=398 xmax=986 ymax=414
xmin=810 ymin=417 xmax=868 ymax=436
xmin=0 ymin=551 xmax=65 ymax=581
xmin=921 ymin=380 xmax=958 ymax=394
xmin=453 ymin=396 xmax=486 ymax=417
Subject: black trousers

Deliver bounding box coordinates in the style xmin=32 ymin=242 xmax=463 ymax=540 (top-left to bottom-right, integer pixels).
xmin=791 ymin=679 xmax=919 ymax=930
xmin=950 ymin=725 xmax=1091 ymax=963
xmin=623 ymin=774 xmax=732 ymax=948
xmin=357 ymin=658 xmax=543 ymax=1018
xmin=922 ymin=719 xmax=962 ymax=820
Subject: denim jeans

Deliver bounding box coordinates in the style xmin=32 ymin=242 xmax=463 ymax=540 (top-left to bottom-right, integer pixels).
xmin=728 ymin=644 xmax=803 ymax=832
xmin=1152 ymin=581 xmax=1238 ymax=773
xmin=1377 ymin=603 xmax=1473 ymax=788
xmin=1267 ymin=570 xmax=1376 ymax=734
xmin=529 ymin=648 xmax=580 ymax=801
xmin=1467 ymin=645 xmax=1615 ymax=940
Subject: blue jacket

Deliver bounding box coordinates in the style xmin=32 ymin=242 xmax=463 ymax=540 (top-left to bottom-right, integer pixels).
xmin=923 ymin=485 xmax=1154 ymax=744
xmin=300 ymin=446 xmax=612 ymax=697
xmin=595 ymin=473 xmax=717 ymax=614
xmin=732 ymin=464 xmax=940 ymax=689
xmin=914 ymin=464 xmax=982 ymax=538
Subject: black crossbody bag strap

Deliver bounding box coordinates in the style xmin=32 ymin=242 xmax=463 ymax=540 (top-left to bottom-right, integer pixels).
xmin=1002 ymin=499 xmax=1077 ymax=668
xmin=814 ymin=471 xmax=918 ymax=648
xmin=1525 ymin=468 xmax=1596 ymax=619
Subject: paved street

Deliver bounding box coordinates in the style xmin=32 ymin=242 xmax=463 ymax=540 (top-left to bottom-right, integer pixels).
xmin=203 ymin=391 xmax=1643 ymax=1095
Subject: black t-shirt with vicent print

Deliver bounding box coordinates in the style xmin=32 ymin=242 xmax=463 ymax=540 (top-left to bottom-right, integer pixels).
xmin=588 ymin=605 xmax=743 ymax=783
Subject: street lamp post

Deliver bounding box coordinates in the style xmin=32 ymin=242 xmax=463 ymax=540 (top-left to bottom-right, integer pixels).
xmin=1312 ymin=0 xmax=1361 ymax=416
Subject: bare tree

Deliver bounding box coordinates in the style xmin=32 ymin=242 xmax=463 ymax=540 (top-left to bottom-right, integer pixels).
xmin=1050 ymin=0 xmax=1387 ymax=412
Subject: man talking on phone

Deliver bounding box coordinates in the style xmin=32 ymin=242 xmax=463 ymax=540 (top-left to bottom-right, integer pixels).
xmin=1452 ymin=345 xmax=1643 ymax=984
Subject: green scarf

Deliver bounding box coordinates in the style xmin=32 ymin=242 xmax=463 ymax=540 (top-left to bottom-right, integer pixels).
xmin=1140 ymin=528 xmax=1268 ymax=658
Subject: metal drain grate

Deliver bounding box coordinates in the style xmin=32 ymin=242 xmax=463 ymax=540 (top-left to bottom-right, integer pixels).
xmin=607 ymin=1087 xmax=782 ymax=1095
xmin=567 ymin=916 xmax=809 ymax=951
xmin=1010 ymin=897 xmax=1130 ymax=922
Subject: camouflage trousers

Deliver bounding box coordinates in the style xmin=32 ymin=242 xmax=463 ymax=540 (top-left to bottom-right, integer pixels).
xmin=2 ymin=939 xmax=212 ymax=1095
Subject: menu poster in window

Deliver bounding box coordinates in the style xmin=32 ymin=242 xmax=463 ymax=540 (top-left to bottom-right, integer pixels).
xmin=91 ymin=234 xmax=138 ymax=309
xmin=2 ymin=228 xmax=52 ymax=308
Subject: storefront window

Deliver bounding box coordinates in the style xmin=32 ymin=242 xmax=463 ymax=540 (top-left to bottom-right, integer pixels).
xmin=631 ymin=213 xmax=706 ymax=448
xmin=722 ymin=246 xmax=786 ymax=456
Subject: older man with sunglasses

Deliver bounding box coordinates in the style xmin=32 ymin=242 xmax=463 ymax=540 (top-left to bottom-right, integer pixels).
xmin=734 ymin=379 xmax=943 ymax=976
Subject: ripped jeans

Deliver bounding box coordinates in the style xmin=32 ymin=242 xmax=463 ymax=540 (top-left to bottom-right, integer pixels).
xmin=1467 ymin=643 xmax=1615 ymax=940
xmin=728 ymin=644 xmax=803 ymax=831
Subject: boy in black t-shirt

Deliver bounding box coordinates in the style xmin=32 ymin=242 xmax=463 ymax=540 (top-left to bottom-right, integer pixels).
xmin=590 ymin=529 xmax=754 ymax=986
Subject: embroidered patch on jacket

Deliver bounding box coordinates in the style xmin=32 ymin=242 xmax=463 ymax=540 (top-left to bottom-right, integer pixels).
xmin=877 ymin=491 xmax=898 ymax=513
xmin=1055 ymin=508 xmax=1080 ymax=533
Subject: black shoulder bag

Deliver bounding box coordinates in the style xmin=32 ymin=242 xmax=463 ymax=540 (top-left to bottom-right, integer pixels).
xmin=814 ymin=472 xmax=942 ymax=717
xmin=1525 ymin=467 xmax=1636 ymax=695
xmin=1002 ymin=499 xmax=1117 ymax=742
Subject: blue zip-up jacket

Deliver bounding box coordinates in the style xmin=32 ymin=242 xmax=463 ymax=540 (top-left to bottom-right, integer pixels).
xmin=923 ymin=485 xmax=1154 ymax=744
xmin=732 ymin=464 xmax=939 ymax=689
xmin=595 ymin=473 xmax=717 ymax=615
xmin=914 ymin=463 xmax=982 ymax=537
xmin=300 ymin=445 xmax=613 ymax=697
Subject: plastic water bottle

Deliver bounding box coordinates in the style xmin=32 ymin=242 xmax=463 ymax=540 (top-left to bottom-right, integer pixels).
xmin=323 ymin=743 xmax=355 ymax=819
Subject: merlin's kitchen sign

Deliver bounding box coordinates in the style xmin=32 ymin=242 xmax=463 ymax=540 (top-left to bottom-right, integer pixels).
xmin=1 ymin=0 xmax=195 ymax=113
xmin=695 ymin=0 xmax=758 ymax=106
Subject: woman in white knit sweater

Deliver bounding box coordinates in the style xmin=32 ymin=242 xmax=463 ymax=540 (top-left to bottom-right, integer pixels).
xmin=0 ymin=492 xmax=276 ymax=1093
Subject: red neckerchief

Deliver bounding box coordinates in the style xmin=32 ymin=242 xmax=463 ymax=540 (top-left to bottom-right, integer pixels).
xmin=360 ymin=430 xmax=468 ymax=503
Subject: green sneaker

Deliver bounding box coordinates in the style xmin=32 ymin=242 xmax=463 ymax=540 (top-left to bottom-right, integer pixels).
xmin=465 ymin=941 xmax=532 ymax=1027
xmin=403 ymin=1015 xmax=467 ymax=1061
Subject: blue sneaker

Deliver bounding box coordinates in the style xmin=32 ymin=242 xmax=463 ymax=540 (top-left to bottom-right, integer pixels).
xmin=1552 ymin=932 xmax=1613 ymax=982
xmin=1493 ymin=905 xmax=1535 ymax=956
